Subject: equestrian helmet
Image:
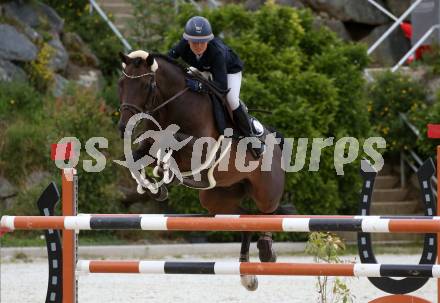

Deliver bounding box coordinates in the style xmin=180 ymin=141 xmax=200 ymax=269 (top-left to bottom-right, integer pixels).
xmin=183 ymin=16 xmax=214 ymax=43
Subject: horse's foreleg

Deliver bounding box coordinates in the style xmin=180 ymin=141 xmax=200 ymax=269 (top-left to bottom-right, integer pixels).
xmin=131 ymin=141 xmax=169 ymax=201
xmin=240 ymin=231 xmax=258 ymax=291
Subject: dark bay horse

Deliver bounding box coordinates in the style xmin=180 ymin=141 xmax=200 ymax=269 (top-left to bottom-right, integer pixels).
xmin=117 ymin=50 xmax=286 ymax=291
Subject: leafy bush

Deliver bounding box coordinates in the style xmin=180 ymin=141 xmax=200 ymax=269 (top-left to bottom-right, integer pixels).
xmin=0 ymin=81 xmax=44 ymax=121
xmin=411 ymin=91 xmax=440 ymax=158
xmin=157 ymin=3 xmax=370 ymax=216
xmin=0 ymin=82 xmax=124 ymax=214
xmin=367 ymin=71 xmax=427 ymax=153
xmin=127 ymin=0 xmax=176 ymax=51
xmin=25 ymin=42 xmax=55 ymax=92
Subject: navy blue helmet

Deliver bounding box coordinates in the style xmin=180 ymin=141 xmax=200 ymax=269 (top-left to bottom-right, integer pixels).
xmin=183 ymin=16 xmax=214 ymax=43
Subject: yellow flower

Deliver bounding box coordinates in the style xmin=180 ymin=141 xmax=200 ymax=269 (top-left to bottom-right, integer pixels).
xmin=10 ymin=99 xmax=15 ymax=104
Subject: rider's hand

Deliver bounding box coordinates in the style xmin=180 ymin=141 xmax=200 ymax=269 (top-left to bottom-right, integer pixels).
xmin=186 ymin=78 xmax=205 ymax=93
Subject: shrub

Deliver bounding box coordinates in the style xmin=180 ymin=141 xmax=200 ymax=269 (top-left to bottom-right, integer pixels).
xmin=0 ymin=81 xmax=43 ymax=121
xmin=367 ymin=71 xmax=427 ymax=153
xmin=25 ymin=42 xmax=55 ymax=92
xmin=159 ymin=3 xmax=370 ymax=217
xmin=0 ymin=82 xmax=124 ymax=214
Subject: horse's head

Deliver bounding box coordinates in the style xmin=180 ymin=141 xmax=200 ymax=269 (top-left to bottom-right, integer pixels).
xmin=118 ymin=50 xmax=159 ymax=137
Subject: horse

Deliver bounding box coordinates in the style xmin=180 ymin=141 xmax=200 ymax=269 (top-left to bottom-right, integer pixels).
xmin=117 ymin=50 xmax=286 ymax=291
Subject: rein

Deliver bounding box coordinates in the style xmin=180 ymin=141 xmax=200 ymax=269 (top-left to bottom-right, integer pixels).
xmin=120 ymin=69 xmax=190 ymax=115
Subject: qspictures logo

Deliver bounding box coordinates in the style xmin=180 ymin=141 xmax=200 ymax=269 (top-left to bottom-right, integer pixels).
xmin=53 ymin=113 xmax=386 ymax=195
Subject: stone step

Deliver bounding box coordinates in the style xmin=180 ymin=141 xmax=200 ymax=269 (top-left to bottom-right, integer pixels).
xmin=370 ymin=201 xmax=420 ymax=215
xmin=96 ymin=0 xmax=129 ymax=5
xmin=114 ymin=13 xmax=133 ymax=19
xmin=377 ymin=163 xmax=392 ymax=175
xmin=374 ymin=175 xmax=399 ymax=189
xmin=100 ymin=3 xmax=133 ymax=15
xmin=372 ymin=188 xmax=408 ymax=202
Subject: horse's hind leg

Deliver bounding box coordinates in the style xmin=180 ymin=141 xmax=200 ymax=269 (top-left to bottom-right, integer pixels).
xmin=248 ymin=154 xmax=285 ymax=263
xmin=239 ymin=232 xmax=258 ymax=291
xmin=257 ymin=232 xmax=277 ymax=262
xmin=199 ymin=185 xmax=258 ymax=291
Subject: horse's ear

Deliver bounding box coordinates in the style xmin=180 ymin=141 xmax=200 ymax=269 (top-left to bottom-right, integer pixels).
xmin=119 ymin=52 xmax=129 ymax=64
xmin=146 ymin=55 xmax=155 ymax=67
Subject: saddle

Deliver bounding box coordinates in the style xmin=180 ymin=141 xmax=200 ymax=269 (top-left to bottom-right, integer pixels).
xmin=185 ymin=69 xmax=237 ymax=136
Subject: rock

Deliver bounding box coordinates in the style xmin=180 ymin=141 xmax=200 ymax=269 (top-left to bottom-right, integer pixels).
xmin=362 ymin=23 xmax=411 ymax=66
xmin=66 ymin=63 xmax=104 ymax=91
xmin=0 ymin=59 xmax=27 ymax=82
xmin=48 ymin=36 xmax=69 ymax=72
xmin=0 ymin=176 xmax=17 ymax=199
xmin=385 ymin=0 xmax=412 ymax=19
xmin=245 ymin=0 xmax=304 ymax=10
xmin=275 ymin=0 xmax=304 ymax=8
xmin=3 ymin=1 xmax=64 ymax=33
xmin=306 ymin=0 xmax=390 ymax=25
xmin=52 ymin=74 xmax=69 ymax=97
xmin=39 ymin=2 xmax=64 ymax=33
xmin=0 ymin=176 xmax=18 ymax=211
xmin=313 ymin=17 xmax=351 ymax=41
xmin=62 ymin=32 xmax=99 ymax=67
xmin=0 ymin=24 xmax=38 ymax=61
xmin=23 ymin=24 xmax=42 ymax=42
xmin=24 ymin=171 xmax=52 ymax=189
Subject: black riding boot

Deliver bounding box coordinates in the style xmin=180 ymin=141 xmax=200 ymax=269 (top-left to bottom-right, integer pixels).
xmin=232 ymin=103 xmax=265 ymax=158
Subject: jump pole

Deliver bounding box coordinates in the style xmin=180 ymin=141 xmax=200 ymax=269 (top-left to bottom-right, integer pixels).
xmin=4 ymin=216 xmax=440 ymax=233
xmin=2 ymin=137 xmax=439 ymax=302
xmin=428 ymin=124 xmax=440 ymax=303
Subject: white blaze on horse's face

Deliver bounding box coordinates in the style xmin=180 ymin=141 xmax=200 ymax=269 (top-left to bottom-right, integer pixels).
xmin=121 ymin=50 xmax=159 ymax=72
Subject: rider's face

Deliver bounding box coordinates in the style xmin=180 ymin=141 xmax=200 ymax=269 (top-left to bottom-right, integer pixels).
xmin=189 ymin=41 xmax=208 ymax=56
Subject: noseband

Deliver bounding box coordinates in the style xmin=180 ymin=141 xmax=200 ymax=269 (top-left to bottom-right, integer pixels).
xmin=119 ymin=69 xmax=189 ymax=115
xmin=120 ymin=70 xmax=157 ymax=115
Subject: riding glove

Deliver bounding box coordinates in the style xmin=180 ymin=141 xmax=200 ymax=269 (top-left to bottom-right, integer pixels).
xmin=186 ymin=78 xmax=205 ymax=93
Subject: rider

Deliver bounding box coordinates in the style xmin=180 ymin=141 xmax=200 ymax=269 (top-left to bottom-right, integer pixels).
xmin=168 ymin=16 xmax=265 ymax=158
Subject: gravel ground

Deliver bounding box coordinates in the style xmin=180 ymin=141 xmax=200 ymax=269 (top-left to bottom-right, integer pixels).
xmin=1 ymin=254 xmax=437 ymax=303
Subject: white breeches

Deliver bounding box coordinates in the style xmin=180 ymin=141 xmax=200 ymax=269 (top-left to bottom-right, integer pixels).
xmin=188 ymin=68 xmax=242 ymax=110
xmin=226 ymin=72 xmax=242 ymax=111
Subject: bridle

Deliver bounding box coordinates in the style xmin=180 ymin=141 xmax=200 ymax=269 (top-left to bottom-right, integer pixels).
xmin=119 ymin=69 xmax=189 ymax=115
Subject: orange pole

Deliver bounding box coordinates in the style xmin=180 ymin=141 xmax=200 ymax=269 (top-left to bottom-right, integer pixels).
xmin=62 ymin=169 xmax=76 ymax=303
xmin=240 ymin=262 xmax=354 ymax=276
xmin=369 ymin=295 xmax=431 ymax=303
xmin=89 ymin=261 xmax=141 ymax=273
xmin=166 ymin=217 xmax=285 ymax=231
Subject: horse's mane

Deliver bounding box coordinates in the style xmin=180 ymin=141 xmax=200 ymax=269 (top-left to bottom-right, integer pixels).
xmin=151 ymin=53 xmax=188 ymax=73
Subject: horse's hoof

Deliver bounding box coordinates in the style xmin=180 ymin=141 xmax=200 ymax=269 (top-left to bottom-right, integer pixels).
xmin=257 ymin=236 xmax=277 ymax=262
xmin=153 ymin=185 xmax=168 ymax=201
xmin=240 ymin=275 xmax=258 ymax=291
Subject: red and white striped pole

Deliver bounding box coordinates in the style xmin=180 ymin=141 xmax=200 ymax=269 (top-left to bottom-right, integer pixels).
xmin=427 ymin=124 xmax=440 ymax=303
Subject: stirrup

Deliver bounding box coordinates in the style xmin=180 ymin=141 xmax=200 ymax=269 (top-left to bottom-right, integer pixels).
xmin=250 ymin=143 xmax=266 ymax=159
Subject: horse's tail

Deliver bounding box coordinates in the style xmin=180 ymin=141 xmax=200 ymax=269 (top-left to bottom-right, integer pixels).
xmin=265 ymin=125 xmax=285 ymax=151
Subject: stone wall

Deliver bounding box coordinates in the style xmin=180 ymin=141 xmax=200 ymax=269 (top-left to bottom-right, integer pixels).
xmin=0 ymin=1 xmax=103 ymax=95
xmin=232 ymin=0 xmax=413 ymax=66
